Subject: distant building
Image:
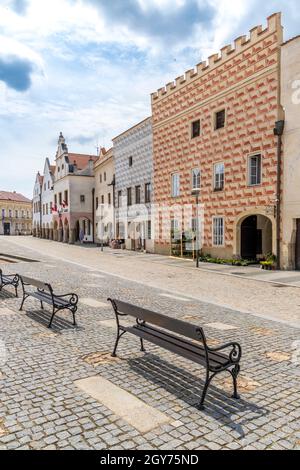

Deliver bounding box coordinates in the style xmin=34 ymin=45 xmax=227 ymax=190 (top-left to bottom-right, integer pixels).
xmin=52 ymin=133 xmax=97 ymax=244
xmin=94 ymin=147 xmax=115 ymax=244
xmin=32 ymin=172 xmax=43 ymax=237
xmin=0 ymin=191 xmax=32 ymax=236
xmin=113 ymin=117 xmax=154 ymax=252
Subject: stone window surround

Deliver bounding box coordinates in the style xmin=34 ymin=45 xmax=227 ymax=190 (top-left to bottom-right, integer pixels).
xmin=212 ymin=216 xmax=225 ymax=247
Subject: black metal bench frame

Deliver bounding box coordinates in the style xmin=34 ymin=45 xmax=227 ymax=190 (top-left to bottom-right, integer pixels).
xmin=0 ymin=269 xmax=19 ymax=297
xmin=19 ymin=276 xmax=78 ymax=328
xmin=108 ymin=299 xmax=242 ymax=410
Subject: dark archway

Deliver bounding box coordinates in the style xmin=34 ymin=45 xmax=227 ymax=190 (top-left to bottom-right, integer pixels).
xmin=241 ymin=216 xmax=258 ymax=259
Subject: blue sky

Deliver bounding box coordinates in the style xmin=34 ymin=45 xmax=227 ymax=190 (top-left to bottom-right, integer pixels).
xmin=0 ymin=0 xmax=299 ymax=197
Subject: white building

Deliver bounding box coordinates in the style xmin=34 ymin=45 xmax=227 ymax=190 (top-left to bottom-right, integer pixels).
xmin=52 ymin=133 xmax=97 ymax=243
xmin=32 ymin=172 xmax=43 ymax=237
xmin=41 ymin=158 xmax=55 ymax=239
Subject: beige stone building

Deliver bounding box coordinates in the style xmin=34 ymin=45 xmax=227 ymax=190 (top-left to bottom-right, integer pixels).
xmin=0 ymin=191 xmax=32 ymax=236
xmin=94 ymin=147 xmax=115 ymax=244
xmin=281 ymin=36 xmax=300 ymax=269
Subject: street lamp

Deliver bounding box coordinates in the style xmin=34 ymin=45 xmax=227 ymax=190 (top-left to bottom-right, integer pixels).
xmin=192 ymin=189 xmax=201 ymax=268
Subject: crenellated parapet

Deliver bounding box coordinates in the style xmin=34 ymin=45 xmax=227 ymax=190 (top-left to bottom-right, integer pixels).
xmin=151 ymin=13 xmax=282 ymax=103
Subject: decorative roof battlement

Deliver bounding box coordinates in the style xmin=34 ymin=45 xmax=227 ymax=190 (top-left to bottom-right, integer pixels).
xmin=151 ymin=13 xmax=282 ymax=103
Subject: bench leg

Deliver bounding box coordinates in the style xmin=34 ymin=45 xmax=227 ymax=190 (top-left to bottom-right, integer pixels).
xmin=72 ymin=309 xmax=77 ymax=327
xmin=40 ymin=301 xmax=44 ymax=310
xmin=19 ymin=294 xmax=28 ymax=311
xmin=230 ymin=365 xmax=240 ymax=400
xmin=140 ymin=338 xmax=145 ymax=353
xmin=48 ymin=308 xmax=56 ymax=328
xmin=15 ymin=285 xmax=18 ymax=298
xmin=112 ymin=329 xmax=126 ymax=357
xmin=198 ymin=372 xmax=214 ymax=411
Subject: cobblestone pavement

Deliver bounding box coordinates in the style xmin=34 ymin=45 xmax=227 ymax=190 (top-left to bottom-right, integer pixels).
xmin=6 ymin=236 xmax=300 ymax=328
xmin=0 ymin=237 xmax=299 ymax=450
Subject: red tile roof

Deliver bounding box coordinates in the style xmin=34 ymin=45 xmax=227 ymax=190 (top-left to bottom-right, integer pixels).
xmin=68 ymin=153 xmax=97 ymax=170
xmin=0 ymin=191 xmax=31 ymax=203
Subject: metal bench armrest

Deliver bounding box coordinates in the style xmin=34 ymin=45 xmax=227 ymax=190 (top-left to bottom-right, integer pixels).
xmin=54 ymin=293 xmax=78 ymax=304
xmin=208 ymin=342 xmax=242 ymax=363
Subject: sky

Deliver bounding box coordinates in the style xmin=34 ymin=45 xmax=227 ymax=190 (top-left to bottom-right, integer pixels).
xmin=0 ymin=0 xmax=299 ymax=198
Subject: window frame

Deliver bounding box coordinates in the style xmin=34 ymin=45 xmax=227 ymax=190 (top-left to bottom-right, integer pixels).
xmin=213 ymin=162 xmax=225 ymax=192
xmin=248 ymin=153 xmax=262 ymax=186
xmin=135 ymin=185 xmax=141 ymax=204
xmin=171 ymin=173 xmax=180 ymax=198
xmin=212 ymin=216 xmax=225 ymax=247
xmin=145 ymin=183 xmax=151 ymax=203
xmin=127 ymin=187 xmax=132 ymax=207
xmin=192 ymin=168 xmax=201 ymax=190
xmin=191 ymin=119 xmax=201 ymax=139
xmin=214 ymin=109 xmax=226 ymax=130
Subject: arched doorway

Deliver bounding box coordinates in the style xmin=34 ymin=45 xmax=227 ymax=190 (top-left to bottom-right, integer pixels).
xmin=63 ymin=219 xmax=69 ymax=243
xmin=240 ymin=215 xmax=273 ymax=260
xmin=53 ymin=221 xmax=58 ymax=241
xmin=234 ymin=211 xmax=275 ymax=261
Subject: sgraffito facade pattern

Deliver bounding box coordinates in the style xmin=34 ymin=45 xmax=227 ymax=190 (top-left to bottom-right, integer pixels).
xmin=151 ymin=13 xmax=283 ymax=258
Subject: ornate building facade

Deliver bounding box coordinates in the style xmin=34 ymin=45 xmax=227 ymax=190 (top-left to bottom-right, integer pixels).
xmin=113 ymin=117 xmax=154 ymax=252
xmin=0 ymin=191 xmax=32 ymax=236
xmin=94 ymin=147 xmax=115 ymax=244
xmin=151 ymin=13 xmax=283 ymax=261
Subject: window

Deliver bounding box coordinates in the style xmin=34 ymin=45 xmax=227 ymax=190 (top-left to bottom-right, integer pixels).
xmin=104 ymin=172 xmax=106 ymax=182
xmin=80 ymin=195 xmax=85 ymax=203
xmin=101 ymin=195 xmax=104 ymax=204
xmin=215 ymin=109 xmax=225 ymax=130
xmin=171 ymin=173 xmax=180 ymax=198
xmin=213 ymin=217 xmax=224 ymax=246
xmin=191 ymin=120 xmax=201 ymax=139
xmin=171 ymin=219 xmax=180 ymax=240
xmin=64 ymin=190 xmax=68 ymax=205
xmin=192 ymin=168 xmax=201 ymax=190
xmin=59 ymin=192 xmax=62 ymax=205
xmin=127 ymin=187 xmax=132 ymax=206
xmin=100 ymin=174 xmax=102 ymax=183
xmin=135 ymin=185 xmax=141 ymax=204
xmin=96 ymin=197 xmax=99 ymax=210
xmin=108 ymin=193 xmax=111 ymax=205
xmin=15 ymin=210 xmax=18 ymax=218
xmin=248 ymin=154 xmax=261 ymax=186
xmin=191 ymin=218 xmax=198 ymax=233
xmin=118 ymin=190 xmax=122 ymax=208
xmin=129 ymin=156 xmax=133 ymax=167
xmin=214 ymin=163 xmax=225 ymax=191
xmin=147 ymin=221 xmax=152 ymax=240
xmin=145 ymin=183 xmax=151 ymax=203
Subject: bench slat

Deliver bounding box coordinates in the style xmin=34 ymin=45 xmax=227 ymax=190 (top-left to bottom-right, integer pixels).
xmin=125 ymin=325 xmax=229 ymax=369
xmin=131 ymin=324 xmax=229 ymax=368
xmin=113 ymin=299 xmax=206 ymax=343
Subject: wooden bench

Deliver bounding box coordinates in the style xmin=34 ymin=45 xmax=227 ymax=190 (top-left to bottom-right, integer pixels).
xmin=108 ymin=299 xmax=242 ymax=410
xmin=19 ymin=276 xmax=79 ymax=328
xmin=0 ymin=269 xmax=19 ymax=297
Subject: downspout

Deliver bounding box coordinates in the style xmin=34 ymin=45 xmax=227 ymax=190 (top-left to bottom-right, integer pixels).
xmin=274 ymin=120 xmax=285 ymax=270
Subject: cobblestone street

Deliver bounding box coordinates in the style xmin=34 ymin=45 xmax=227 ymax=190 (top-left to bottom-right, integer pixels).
xmin=0 ymin=237 xmax=299 ymax=450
